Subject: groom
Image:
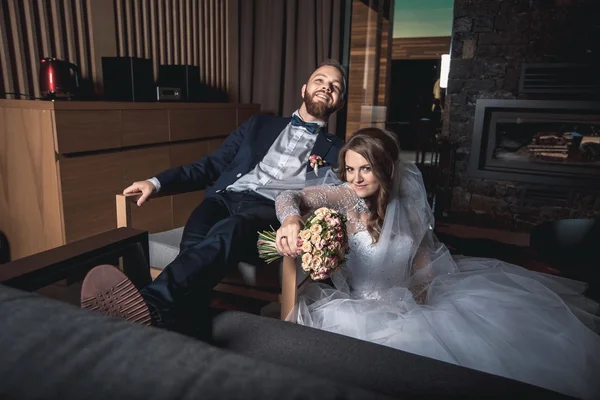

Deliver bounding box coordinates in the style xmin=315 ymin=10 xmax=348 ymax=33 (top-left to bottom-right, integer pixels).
xmin=82 ymin=59 xmax=347 ymax=334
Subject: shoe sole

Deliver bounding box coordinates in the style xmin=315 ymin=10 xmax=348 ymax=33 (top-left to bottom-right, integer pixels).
xmin=81 ymin=264 xmax=151 ymax=325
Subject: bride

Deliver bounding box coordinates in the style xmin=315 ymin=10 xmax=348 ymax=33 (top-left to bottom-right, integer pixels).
xmin=273 ymin=127 xmax=600 ymax=399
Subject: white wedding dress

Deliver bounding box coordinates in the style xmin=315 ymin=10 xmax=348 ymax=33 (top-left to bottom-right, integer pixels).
xmin=275 ymin=164 xmax=600 ymax=399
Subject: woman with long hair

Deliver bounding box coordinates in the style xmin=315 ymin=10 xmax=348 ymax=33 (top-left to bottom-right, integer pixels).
xmin=275 ymin=127 xmax=600 ymax=399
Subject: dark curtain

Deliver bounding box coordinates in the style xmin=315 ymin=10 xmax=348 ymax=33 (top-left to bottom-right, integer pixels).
xmin=233 ymin=0 xmax=344 ymax=133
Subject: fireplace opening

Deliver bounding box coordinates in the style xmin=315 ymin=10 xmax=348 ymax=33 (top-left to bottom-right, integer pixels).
xmin=495 ymin=117 xmax=600 ymax=165
xmin=469 ymin=100 xmax=600 ymax=187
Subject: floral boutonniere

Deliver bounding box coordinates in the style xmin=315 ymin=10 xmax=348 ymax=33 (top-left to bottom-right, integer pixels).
xmin=309 ymin=154 xmax=326 ymax=176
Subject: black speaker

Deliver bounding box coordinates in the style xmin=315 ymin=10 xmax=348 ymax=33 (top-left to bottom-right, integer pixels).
xmin=158 ymin=65 xmax=202 ymax=102
xmin=102 ymin=57 xmax=155 ymax=102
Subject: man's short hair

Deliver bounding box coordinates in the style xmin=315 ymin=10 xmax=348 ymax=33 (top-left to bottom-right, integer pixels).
xmin=312 ymin=59 xmax=348 ymax=100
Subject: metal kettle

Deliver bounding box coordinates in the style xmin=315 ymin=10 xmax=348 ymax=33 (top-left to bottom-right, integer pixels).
xmin=39 ymin=57 xmax=80 ymax=100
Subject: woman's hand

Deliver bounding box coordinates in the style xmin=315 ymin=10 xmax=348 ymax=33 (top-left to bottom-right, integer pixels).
xmin=410 ymin=283 xmax=429 ymax=305
xmin=276 ymin=215 xmax=304 ymax=257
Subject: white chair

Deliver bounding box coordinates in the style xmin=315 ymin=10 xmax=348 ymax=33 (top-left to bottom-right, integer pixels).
xmin=116 ymin=193 xmax=309 ymax=320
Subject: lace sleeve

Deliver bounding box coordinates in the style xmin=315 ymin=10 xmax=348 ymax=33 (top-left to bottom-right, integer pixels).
xmin=406 ymin=204 xmax=435 ymax=304
xmin=275 ymin=184 xmax=358 ymax=223
xmin=409 ymin=248 xmax=433 ymax=304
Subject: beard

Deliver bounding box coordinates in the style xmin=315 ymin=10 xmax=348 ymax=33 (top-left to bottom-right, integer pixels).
xmin=303 ymin=89 xmax=337 ymax=120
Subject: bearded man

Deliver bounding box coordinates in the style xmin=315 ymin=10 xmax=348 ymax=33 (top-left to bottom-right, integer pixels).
xmin=81 ymin=59 xmax=347 ymax=335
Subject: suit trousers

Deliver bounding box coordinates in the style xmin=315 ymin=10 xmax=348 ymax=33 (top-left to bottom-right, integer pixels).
xmin=140 ymin=190 xmax=280 ymax=331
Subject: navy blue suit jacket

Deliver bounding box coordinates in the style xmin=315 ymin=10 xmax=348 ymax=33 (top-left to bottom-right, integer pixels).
xmin=155 ymin=114 xmax=345 ymax=198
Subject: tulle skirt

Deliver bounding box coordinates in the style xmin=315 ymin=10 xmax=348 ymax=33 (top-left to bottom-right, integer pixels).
xmin=292 ymin=257 xmax=600 ymax=399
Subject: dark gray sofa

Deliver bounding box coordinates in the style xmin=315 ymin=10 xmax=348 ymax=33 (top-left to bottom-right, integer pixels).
xmin=0 ymin=228 xmax=572 ymax=399
xmin=0 ymin=284 xmax=392 ymax=400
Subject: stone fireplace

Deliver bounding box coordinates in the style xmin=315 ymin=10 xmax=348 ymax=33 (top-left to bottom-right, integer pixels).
xmin=442 ymin=0 xmax=600 ymax=231
xmin=469 ymin=99 xmax=600 ymax=186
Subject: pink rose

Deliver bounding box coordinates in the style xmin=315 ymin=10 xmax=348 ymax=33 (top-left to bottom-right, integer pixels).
xmin=302 ymin=241 xmax=313 ymax=253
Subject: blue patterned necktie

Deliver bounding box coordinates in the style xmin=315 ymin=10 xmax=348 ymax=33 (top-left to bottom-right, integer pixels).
xmin=290 ymin=114 xmax=323 ymax=134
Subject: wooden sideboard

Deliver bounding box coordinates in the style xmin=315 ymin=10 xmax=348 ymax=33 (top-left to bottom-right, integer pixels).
xmin=0 ymin=100 xmax=260 ymax=260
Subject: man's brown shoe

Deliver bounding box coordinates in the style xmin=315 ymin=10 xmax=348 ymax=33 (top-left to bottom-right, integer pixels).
xmin=81 ymin=264 xmax=151 ymax=325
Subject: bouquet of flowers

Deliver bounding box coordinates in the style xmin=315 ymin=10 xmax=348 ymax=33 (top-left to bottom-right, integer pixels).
xmin=257 ymin=207 xmax=350 ymax=280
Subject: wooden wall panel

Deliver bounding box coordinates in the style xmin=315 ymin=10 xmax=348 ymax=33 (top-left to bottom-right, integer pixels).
xmin=345 ymin=0 xmax=393 ymax=138
xmin=346 ymin=1 xmax=374 ymax=137
xmin=0 ymin=107 xmax=64 ymax=259
xmin=392 ymin=37 xmax=451 ymax=60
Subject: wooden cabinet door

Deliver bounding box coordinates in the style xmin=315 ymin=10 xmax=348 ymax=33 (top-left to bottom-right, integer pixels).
xmin=169 ymin=108 xmax=237 ymax=141
xmin=122 ymin=110 xmax=169 ymax=147
xmin=237 ymin=105 xmax=261 ymax=125
xmin=59 ymin=152 xmax=123 ymax=242
xmin=169 ymin=141 xmax=209 ymax=227
xmin=55 ymin=110 xmax=121 ymax=153
xmin=122 ymin=146 xmax=172 ymax=233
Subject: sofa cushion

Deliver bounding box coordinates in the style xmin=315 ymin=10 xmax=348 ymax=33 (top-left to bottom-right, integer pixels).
xmin=148 ymin=228 xmax=185 ymax=269
xmin=149 ymin=228 xmax=306 ymax=289
xmin=212 ymin=310 xmax=570 ymax=399
xmin=0 ymin=284 xmax=393 ymax=400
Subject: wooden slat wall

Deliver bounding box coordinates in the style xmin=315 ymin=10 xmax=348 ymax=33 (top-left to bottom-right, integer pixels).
xmin=0 ymin=0 xmax=94 ymax=99
xmin=0 ymin=1 xmax=230 ymax=99
xmin=113 ymin=0 xmax=228 ymax=91
xmin=392 ymin=36 xmax=451 ymax=60
xmin=345 ymin=0 xmax=393 ymax=138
